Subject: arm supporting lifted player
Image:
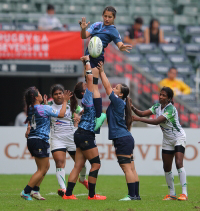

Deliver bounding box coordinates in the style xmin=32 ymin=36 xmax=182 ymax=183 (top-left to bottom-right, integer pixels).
xmin=131 ymin=105 xmax=166 ymax=125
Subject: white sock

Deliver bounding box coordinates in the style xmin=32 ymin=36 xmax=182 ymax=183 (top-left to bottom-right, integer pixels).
xmin=178 ymin=167 xmax=187 ymax=196
xmin=79 ymin=165 xmax=86 ymax=182
xmin=56 ymin=168 xmax=66 ymax=189
xmin=165 ymin=171 xmax=175 ymax=196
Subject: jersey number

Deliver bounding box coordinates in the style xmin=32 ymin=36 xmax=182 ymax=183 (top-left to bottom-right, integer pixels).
xmin=31 ymin=114 xmax=36 ymax=130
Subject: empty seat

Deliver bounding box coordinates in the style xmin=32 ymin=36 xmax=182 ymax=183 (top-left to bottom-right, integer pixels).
xmin=136 ymin=43 xmax=161 ymax=54
xmin=49 ymin=0 xmax=65 ymax=4
xmin=174 ymin=64 xmax=195 ymax=74
xmin=131 ymin=0 xmax=150 ymax=6
xmin=113 ymin=6 xmax=127 ymax=14
xmin=194 ymin=55 xmax=200 ymax=67
xmin=110 ymin=0 xmax=129 ymax=6
xmin=154 ymin=15 xmax=174 ymax=25
xmin=17 ymin=23 xmax=37 ymax=30
xmin=160 ymin=25 xmax=179 ymax=36
xmin=164 ymin=35 xmax=182 ymax=44
xmin=184 ymin=44 xmax=200 ymax=55
xmin=153 ymin=63 xmax=172 ymax=74
xmin=174 ymin=15 xmax=196 ymax=26
xmin=66 ymin=5 xmax=84 ymax=14
xmin=129 ymin=6 xmax=151 ymax=16
xmin=0 ymin=23 xmax=16 ymax=30
xmin=151 ymin=6 xmax=174 ymax=16
xmin=146 ymin=54 xmax=169 ymax=64
xmin=135 ymin=64 xmax=153 ymax=73
xmin=183 ymin=6 xmax=199 ymax=16
xmin=85 ymin=5 xmax=104 ymax=15
xmin=88 ymin=0 xmax=107 ymax=6
xmin=184 ymin=26 xmax=200 ymax=36
xmin=151 ymin=0 xmax=172 ymax=6
xmin=115 ymin=15 xmax=133 ymax=25
xmin=190 ymin=35 xmax=200 ymax=44
xmin=176 ymin=0 xmax=199 ymax=6
xmin=160 ymin=44 xmax=183 ymax=54
xmin=167 ymin=54 xmax=190 ymax=65
xmin=0 ymin=3 xmax=14 ymax=12
xmin=17 ymin=3 xmax=37 ymax=13
xmin=69 ymin=0 xmax=85 ymax=6
xmin=127 ymin=54 xmax=148 ymax=64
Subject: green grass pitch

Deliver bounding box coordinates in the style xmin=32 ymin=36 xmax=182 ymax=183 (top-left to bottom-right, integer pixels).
xmin=0 ymin=175 xmax=200 ymax=211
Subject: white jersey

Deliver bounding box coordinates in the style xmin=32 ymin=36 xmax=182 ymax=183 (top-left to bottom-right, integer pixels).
xmin=149 ymin=103 xmax=186 ymax=141
xmin=50 ymin=101 xmax=82 ymax=141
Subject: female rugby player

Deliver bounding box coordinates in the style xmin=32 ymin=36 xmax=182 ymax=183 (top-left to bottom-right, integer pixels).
xmin=62 ymin=56 xmax=106 ymax=200
xmin=49 ymin=84 xmax=88 ymax=196
xmin=132 ymin=87 xmax=188 ymax=201
xmin=80 ymin=6 xmax=132 ymax=129
xmin=20 ymin=87 xmax=71 ymax=200
xmin=97 ymin=62 xmax=139 ymax=201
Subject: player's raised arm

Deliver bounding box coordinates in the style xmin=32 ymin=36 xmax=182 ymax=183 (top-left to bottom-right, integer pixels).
xmin=79 ymin=17 xmax=91 ymax=39
xmin=116 ymin=42 xmax=132 ymax=53
xmin=132 ymin=115 xmax=166 ymax=125
xmin=97 ymin=62 xmax=112 ymax=96
xmin=58 ymin=90 xmax=72 ymax=118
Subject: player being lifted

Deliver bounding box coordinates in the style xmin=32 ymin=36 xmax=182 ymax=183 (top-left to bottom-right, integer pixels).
xmin=79 ymin=6 xmax=132 ymax=129
xmin=48 ymin=84 xmax=88 ymax=196
xmin=132 ymin=87 xmax=188 ymax=201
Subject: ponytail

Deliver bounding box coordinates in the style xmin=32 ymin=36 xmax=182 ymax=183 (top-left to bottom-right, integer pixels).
xmin=125 ymin=97 xmax=132 ymax=131
xmin=120 ymin=83 xmax=132 ymax=131
xmin=24 ymin=86 xmax=38 ymax=123
xmin=70 ymin=92 xmax=78 ymax=113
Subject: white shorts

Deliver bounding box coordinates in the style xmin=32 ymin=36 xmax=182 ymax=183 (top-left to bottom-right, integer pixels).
xmin=50 ymin=134 xmax=76 ymax=152
xmin=162 ymin=137 xmax=186 ymax=151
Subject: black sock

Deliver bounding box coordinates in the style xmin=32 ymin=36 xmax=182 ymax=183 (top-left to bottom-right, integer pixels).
xmin=24 ymin=185 xmax=33 ymax=194
xmin=88 ymin=182 xmax=96 ymax=198
xmin=135 ymin=181 xmax=139 ymax=197
xmin=65 ymin=182 xmax=76 ymax=196
xmin=127 ymin=183 xmax=135 ymax=197
xmin=33 ymin=186 xmax=40 ymax=192
xmin=93 ymin=98 xmax=102 ymax=118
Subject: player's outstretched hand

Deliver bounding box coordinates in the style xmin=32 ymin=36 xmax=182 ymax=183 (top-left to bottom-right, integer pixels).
xmin=97 ymin=61 xmax=104 ymax=73
xmin=132 ymin=116 xmax=140 ymax=122
xmin=43 ymin=94 xmax=48 ymax=105
xmin=64 ymin=90 xmax=73 ymax=102
xmin=79 ymin=17 xmax=90 ymax=29
xmin=119 ymin=44 xmax=132 ymax=53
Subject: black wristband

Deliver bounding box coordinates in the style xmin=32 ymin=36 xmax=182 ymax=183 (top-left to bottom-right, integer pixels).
xmin=84 ymin=60 xmax=90 ymax=65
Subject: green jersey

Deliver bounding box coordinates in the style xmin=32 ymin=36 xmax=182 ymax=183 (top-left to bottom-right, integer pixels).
xmin=149 ymin=103 xmax=186 ymax=140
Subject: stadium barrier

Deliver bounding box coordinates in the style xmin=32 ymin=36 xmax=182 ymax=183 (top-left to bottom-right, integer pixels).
xmin=1 ymin=127 xmax=199 ymax=176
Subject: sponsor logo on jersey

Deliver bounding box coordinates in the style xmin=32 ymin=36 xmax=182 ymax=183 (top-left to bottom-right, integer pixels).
xmin=52 ymin=109 xmax=57 ymax=114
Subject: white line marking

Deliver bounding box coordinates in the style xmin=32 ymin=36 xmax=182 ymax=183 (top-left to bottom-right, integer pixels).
xmin=46 ymin=192 xmax=57 ymax=195
xmin=161 ymin=183 xmax=180 ymax=186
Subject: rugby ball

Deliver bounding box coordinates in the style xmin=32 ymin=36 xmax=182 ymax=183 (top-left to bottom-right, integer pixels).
xmin=88 ymin=36 xmax=103 ymax=58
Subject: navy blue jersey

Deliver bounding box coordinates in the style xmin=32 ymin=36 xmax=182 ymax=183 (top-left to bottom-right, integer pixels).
xmin=106 ymin=91 xmax=131 ymax=140
xmin=85 ymin=22 xmax=122 ymax=56
xmin=78 ymin=89 xmax=96 ymax=133
xmin=27 ymin=105 xmax=59 ymax=142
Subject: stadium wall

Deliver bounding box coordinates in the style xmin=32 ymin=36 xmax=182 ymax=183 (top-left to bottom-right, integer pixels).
xmin=1 ymin=127 xmax=199 ymax=176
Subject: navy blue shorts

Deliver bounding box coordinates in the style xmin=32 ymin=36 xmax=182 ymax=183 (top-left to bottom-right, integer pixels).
xmin=113 ymin=135 xmax=135 ymax=155
xmin=27 ymin=138 xmax=50 ymax=158
xmin=89 ymin=54 xmax=104 ymax=68
xmin=74 ymin=128 xmax=97 ymax=151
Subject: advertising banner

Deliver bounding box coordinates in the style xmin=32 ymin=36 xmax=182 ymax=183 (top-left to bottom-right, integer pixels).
xmin=0 ymin=127 xmax=200 ymax=176
xmin=0 ymin=31 xmax=83 ymax=60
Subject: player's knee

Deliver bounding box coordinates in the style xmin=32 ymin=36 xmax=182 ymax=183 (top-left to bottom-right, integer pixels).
xmin=117 ymin=156 xmax=131 ymax=165
xmin=175 ymin=159 xmax=183 ymax=169
xmin=55 ymin=160 xmax=65 ymax=168
xmin=163 ymin=164 xmax=171 ymax=172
